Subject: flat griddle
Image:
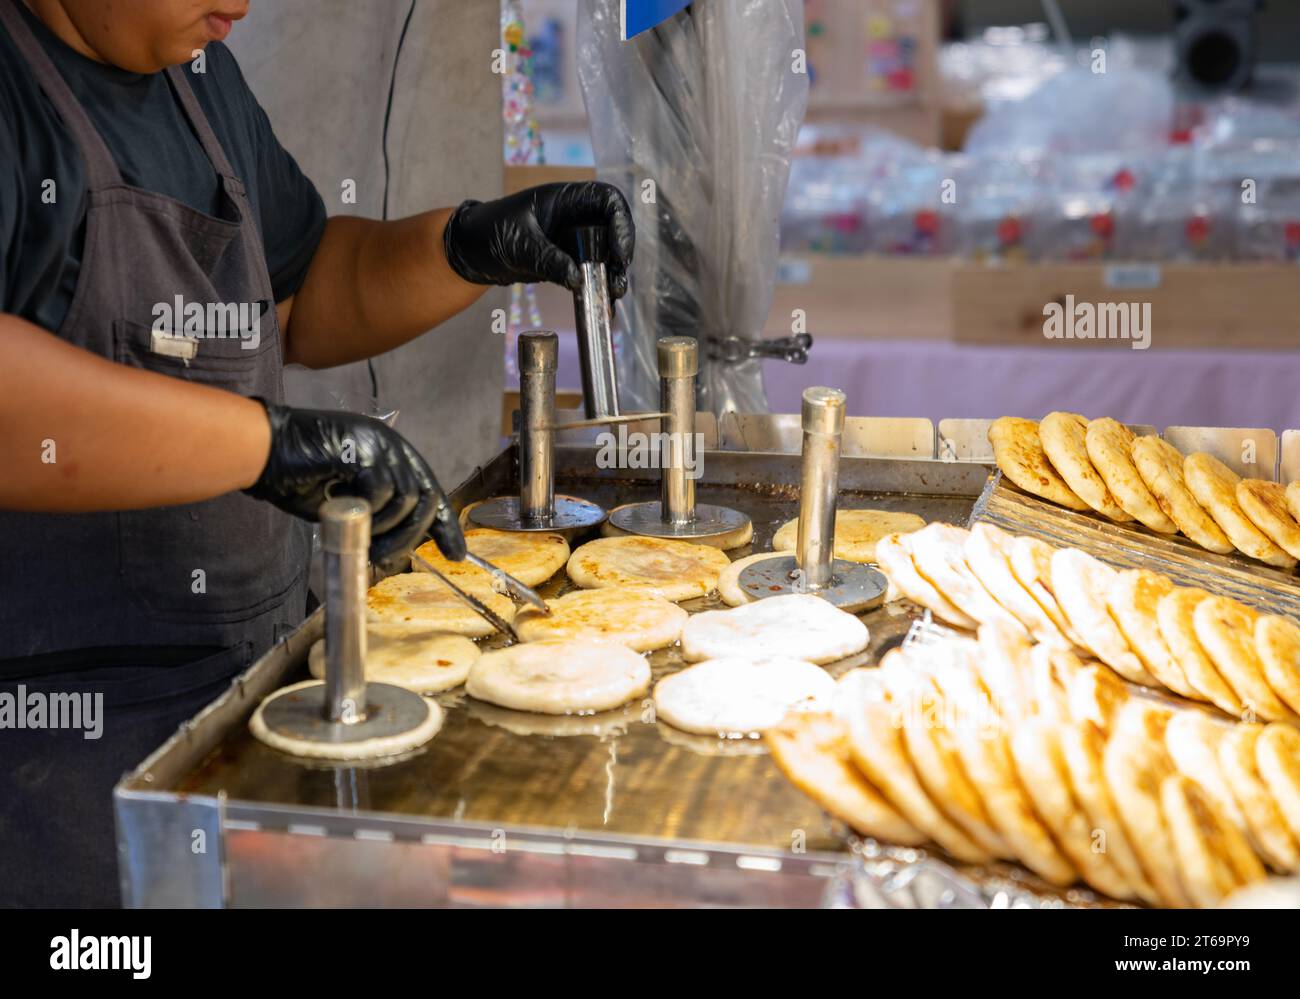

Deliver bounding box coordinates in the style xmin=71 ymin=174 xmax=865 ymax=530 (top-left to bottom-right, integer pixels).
xmin=115 ymin=444 xmax=991 ymax=908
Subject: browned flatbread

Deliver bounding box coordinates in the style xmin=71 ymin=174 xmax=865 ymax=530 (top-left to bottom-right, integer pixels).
xmin=766 ymin=711 xmax=926 ymax=845
xmin=1156 ymin=587 xmax=1244 ymax=717
xmin=1106 ymin=570 xmax=1200 ymax=699
xmin=1085 ymin=418 xmax=1178 ymax=533
xmin=1164 ymin=710 xmax=1248 ymax=833
xmin=1011 ymin=715 xmax=1129 ymax=896
xmin=989 ymin=416 xmax=1090 ymax=511
xmin=1287 ymin=482 xmax=1300 ymax=526
xmin=1059 ymin=721 xmax=1159 ymax=905
xmin=964 ymin=524 xmax=1071 ymax=646
xmin=1256 ymin=723 xmax=1300 ymax=838
xmin=413 ymin=527 xmax=569 ymax=587
xmin=1193 ymin=596 xmax=1298 ymax=724
xmin=1237 ymin=479 xmax=1300 ymax=561
xmin=567 ymin=536 xmax=731 ymax=602
xmin=1217 ymin=725 xmax=1300 ymax=872
xmin=1008 ymin=536 xmax=1087 ymax=647
xmin=1039 ymin=411 xmax=1132 ymax=521
xmin=1051 ymin=548 xmax=1154 ymax=686
xmin=842 ymin=674 xmax=992 ymax=863
xmin=1255 ymin=614 xmax=1300 ymax=717
xmin=1103 ymin=721 xmax=1194 ymax=907
xmin=1161 ymin=774 xmax=1266 ymax=908
xmin=771 ymin=508 xmax=925 ymax=562
xmin=929 ymin=658 xmax=1076 ymax=885
xmin=974 ymin=617 xmax=1037 ymax=720
xmin=1067 ymin=664 xmax=1131 ymax=734
xmin=1184 ymin=454 xmax=1295 ymax=568
xmin=875 ymin=532 xmax=977 ymax=629
xmin=881 ymin=663 xmax=1012 ymax=859
xmin=1131 ymin=436 xmax=1233 ymax=553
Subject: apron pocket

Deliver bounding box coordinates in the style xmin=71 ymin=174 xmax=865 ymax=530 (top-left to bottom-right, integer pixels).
xmin=112 ymin=320 xmax=308 ymax=621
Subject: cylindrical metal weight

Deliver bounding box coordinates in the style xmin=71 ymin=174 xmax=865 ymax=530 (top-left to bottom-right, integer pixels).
xmin=320 ymin=496 xmax=371 ymax=723
xmin=518 ymin=331 xmax=558 ymax=523
xmin=796 ymin=387 xmax=846 ymax=590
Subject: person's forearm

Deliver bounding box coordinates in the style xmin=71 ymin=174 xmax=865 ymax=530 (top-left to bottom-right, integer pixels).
xmin=283 ymin=209 xmax=486 ymax=369
xmin=0 ymin=314 xmax=270 ymax=511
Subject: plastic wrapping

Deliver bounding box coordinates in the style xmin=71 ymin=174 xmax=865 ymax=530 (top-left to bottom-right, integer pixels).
xmin=954 ymin=153 xmax=1046 ymax=262
xmin=576 ymin=0 xmax=809 ymax=415
xmin=782 ymin=126 xmax=928 ymax=256
xmin=964 ymin=68 xmax=1173 ymax=159
xmin=1028 ymin=153 xmax=1150 ymax=262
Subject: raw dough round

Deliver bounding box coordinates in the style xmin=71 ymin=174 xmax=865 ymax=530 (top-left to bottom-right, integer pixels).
xmin=680 ymin=593 xmax=868 ymax=664
xmin=653 ymin=657 xmax=834 ymax=735
xmin=466 ymin=638 xmax=651 ymax=715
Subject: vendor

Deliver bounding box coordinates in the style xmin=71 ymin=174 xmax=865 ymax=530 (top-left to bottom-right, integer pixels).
xmin=0 ymin=0 xmax=633 ymax=907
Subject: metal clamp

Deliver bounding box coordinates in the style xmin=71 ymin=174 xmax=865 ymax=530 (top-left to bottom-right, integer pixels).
xmin=706 ymin=332 xmax=813 ymax=365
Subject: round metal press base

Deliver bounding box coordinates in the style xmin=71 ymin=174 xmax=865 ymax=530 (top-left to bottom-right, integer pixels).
xmin=469 ymin=494 xmax=607 ymax=532
xmin=256 ymin=681 xmax=434 ymax=753
xmin=737 ymin=555 xmax=888 ymax=613
xmin=608 ymin=501 xmax=751 ymax=542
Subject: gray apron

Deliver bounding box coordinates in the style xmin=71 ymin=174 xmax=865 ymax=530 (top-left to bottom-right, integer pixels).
xmin=0 ymin=0 xmax=311 ymax=906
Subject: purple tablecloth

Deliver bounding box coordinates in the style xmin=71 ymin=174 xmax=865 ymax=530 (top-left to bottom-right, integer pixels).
xmin=554 ymin=334 xmax=1300 ymax=433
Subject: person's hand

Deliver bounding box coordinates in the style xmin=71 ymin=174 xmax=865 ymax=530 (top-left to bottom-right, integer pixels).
xmin=244 ymin=403 xmax=465 ymax=570
xmin=443 ymin=181 xmax=635 ymax=298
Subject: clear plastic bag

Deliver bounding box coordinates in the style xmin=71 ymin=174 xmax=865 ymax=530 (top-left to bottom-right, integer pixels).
xmin=954 ymin=153 xmax=1046 ymax=262
xmin=1125 ymin=147 xmax=1236 ymax=261
xmin=782 ymin=125 xmax=930 ymax=256
xmin=963 ymin=67 xmax=1173 ymax=159
xmin=576 ymin=0 xmax=809 ymax=415
xmin=867 ymin=152 xmax=961 ymax=257
xmin=1029 ymin=153 xmax=1150 ymax=262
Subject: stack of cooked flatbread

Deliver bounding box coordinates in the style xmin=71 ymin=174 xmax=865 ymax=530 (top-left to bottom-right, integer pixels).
xmin=879 ymin=521 xmax=1300 ymax=722
xmin=990 ymin=414 xmax=1300 ymax=569
xmin=769 ymin=621 xmax=1300 ymax=906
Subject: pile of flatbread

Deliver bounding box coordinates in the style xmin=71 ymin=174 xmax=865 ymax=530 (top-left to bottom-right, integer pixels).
xmin=991 ymin=414 xmax=1300 ymax=569
xmin=769 ymin=622 xmax=1300 ymax=907
xmin=879 ymin=521 xmax=1300 ymax=722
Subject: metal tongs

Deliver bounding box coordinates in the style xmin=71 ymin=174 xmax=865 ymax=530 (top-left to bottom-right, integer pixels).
xmin=408 ymin=541 xmax=550 ymax=643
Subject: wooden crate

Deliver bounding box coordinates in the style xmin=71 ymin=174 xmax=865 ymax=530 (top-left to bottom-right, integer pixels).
xmin=951 ymin=261 xmax=1300 ymax=349
xmin=766 ymin=255 xmax=953 ymax=340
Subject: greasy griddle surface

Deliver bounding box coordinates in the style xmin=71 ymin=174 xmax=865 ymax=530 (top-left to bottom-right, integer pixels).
xmin=178 ymin=480 xmax=973 ymax=851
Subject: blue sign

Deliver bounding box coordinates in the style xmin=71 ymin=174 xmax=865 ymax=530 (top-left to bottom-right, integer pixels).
xmin=622 ymin=0 xmax=693 ymax=40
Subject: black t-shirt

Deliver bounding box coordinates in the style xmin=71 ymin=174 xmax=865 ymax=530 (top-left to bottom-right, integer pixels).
xmin=0 ymin=3 xmax=326 ymax=333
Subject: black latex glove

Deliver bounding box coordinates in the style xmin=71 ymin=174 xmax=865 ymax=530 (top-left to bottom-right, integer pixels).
xmin=443 ymin=181 xmax=635 ymax=298
xmin=244 ymin=403 xmax=465 ymax=571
